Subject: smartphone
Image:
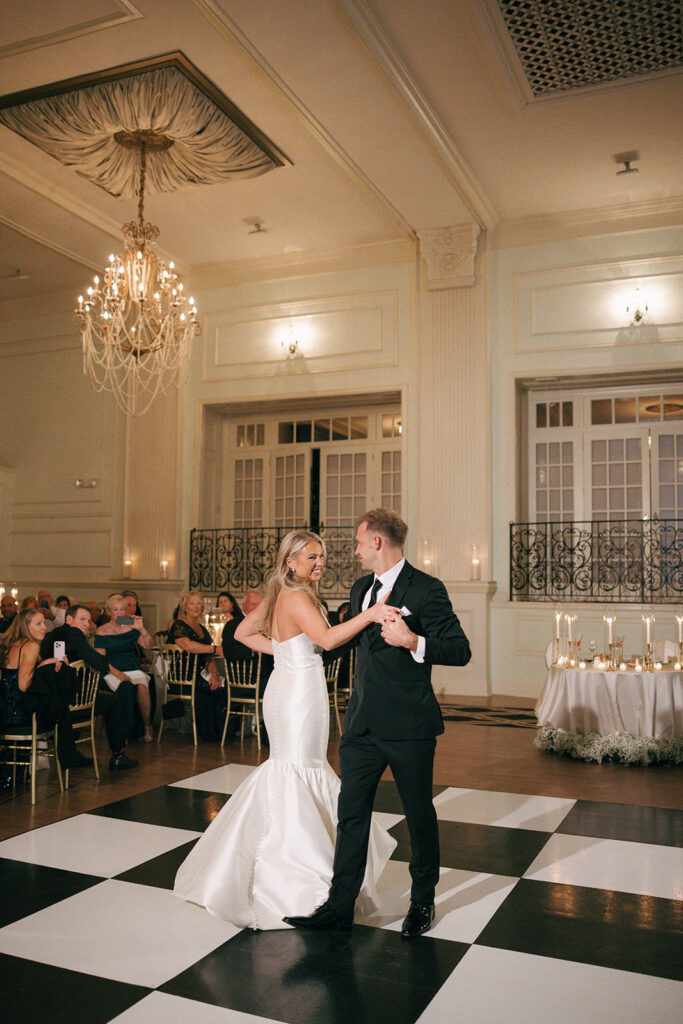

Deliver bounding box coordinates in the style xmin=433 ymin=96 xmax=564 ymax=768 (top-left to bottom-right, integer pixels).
xmin=40 ymin=599 xmax=50 ymax=609
xmin=53 ymin=640 xmax=66 ymax=661
xmin=116 ymin=615 xmax=135 ymax=626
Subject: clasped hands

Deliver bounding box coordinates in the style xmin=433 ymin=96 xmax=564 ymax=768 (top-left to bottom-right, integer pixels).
xmin=368 ymin=595 xmax=416 ymax=650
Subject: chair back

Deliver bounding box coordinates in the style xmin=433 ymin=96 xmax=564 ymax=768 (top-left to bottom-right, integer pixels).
xmin=68 ymin=659 xmax=100 ymax=711
xmin=160 ymin=644 xmax=197 ymax=696
xmin=324 ymin=655 xmax=342 ymax=690
xmin=224 ymin=652 xmax=261 ymax=691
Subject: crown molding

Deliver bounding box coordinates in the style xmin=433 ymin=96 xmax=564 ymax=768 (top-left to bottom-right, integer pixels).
xmin=0 ymin=149 xmax=188 ymax=271
xmin=337 ymin=0 xmax=497 ymax=231
xmin=492 ymin=195 xmax=683 ymax=249
xmin=0 ymin=1 xmax=143 ymax=60
xmin=192 ymin=238 xmax=416 ymax=288
xmin=193 ymin=0 xmax=416 ymax=240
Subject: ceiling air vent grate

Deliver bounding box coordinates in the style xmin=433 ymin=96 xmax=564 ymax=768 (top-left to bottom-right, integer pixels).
xmin=495 ymin=0 xmax=683 ymax=96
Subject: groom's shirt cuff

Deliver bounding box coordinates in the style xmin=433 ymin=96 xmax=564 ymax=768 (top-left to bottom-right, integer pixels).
xmin=411 ymin=635 xmax=426 ymax=662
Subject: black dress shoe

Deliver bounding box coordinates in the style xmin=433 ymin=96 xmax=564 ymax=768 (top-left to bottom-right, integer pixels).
xmin=283 ymin=902 xmax=353 ymax=934
xmin=401 ymin=901 xmax=435 ymax=938
xmin=109 ymin=752 xmax=138 ymax=771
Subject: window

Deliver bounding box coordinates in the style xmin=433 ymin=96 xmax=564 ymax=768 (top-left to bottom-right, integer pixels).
xmin=528 ymin=385 xmax=683 ymax=523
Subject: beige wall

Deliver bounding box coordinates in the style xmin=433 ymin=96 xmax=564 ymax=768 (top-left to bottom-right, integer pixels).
xmin=489 ymin=224 xmax=683 ymax=696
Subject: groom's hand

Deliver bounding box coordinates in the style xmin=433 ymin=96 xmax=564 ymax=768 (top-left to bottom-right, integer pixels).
xmin=381 ymin=617 xmax=418 ymax=652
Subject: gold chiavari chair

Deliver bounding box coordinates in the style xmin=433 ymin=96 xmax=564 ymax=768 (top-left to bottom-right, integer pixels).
xmin=219 ymin=653 xmax=263 ymax=749
xmin=0 ymin=705 xmax=63 ymax=805
xmin=65 ymin=659 xmax=101 ymax=788
xmin=324 ymin=655 xmax=343 ymax=731
xmin=333 ymin=647 xmax=356 ymax=733
xmin=156 ymin=644 xmax=198 ymax=745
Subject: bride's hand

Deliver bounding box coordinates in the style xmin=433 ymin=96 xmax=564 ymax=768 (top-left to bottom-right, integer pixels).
xmin=367 ymin=593 xmax=399 ymax=623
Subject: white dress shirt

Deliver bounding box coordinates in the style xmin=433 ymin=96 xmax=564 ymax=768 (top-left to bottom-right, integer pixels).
xmin=361 ymin=558 xmax=425 ymax=663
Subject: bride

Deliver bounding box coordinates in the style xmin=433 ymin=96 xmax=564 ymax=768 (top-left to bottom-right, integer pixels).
xmin=173 ymin=530 xmax=398 ymax=930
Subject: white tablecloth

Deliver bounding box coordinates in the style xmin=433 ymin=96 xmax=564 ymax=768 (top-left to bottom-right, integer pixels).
xmin=536 ymin=666 xmax=683 ymax=739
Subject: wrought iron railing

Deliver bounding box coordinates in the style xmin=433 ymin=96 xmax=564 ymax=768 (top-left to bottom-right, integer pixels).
xmin=189 ymin=526 xmax=364 ymax=599
xmin=510 ymin=519 xmax=683 ymax=603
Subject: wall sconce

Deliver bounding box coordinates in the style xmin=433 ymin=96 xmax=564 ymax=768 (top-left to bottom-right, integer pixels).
xmin=123 ymin=547 xmax=132 ymax=579
xmin=281 ymin=320 xmax=300 ymax=359
xmin=160 ymin=558 xmax=169 ymax=579
xmin=470 ymin=542 xmax=481 ymax=581
xmin=0 ymin=583 xmax=4 ymax=599
xmin=626 ymin=287 xmax=648 ymax=324
xmin=75 ymin=478 xmax=99 ymax=488
xmin=11 ymin=586 xmax=18 ymax=601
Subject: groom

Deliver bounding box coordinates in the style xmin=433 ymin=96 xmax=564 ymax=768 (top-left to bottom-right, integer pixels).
xmin=285 ymin=507 xmax=471 ymax=938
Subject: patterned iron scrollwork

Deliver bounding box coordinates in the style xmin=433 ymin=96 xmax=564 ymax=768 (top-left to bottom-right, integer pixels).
xmin=510 ymin=519 xmax=683 ymax=603
xmin=189 ymin=526 xmax=364 ymax=599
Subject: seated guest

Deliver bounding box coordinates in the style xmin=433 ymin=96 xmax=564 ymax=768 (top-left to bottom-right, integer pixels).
xmin=85 ymin=601 xmax=103 ymax=629
xmin=0 ymin=609 xmax=90 ymax=770
xmin=20 ymin=596 xmax=37 ymax=611
xmin=0 ymin=594 xmax=17 ymax=634
xmin=40 ymin=605 xmax=137 ymax=771
xmin=36 ymin=588 xmax=65 ymax=630
xmin=217 ymin=591 xmax=241 ymax=619
xmin=121 ymin=589 xmax=155 ymax=718
xmin=221 ymin=589 xmax=273 ymax=742
xmin=95 ymin=594 xmax=154 ymax=742
xmin=168 ymin=590 xmax=225 ymax=742
xmin=55 ymin=595 xmax=70 ymax=612
xmin=122 ymin=590 xmax=142 ymax=617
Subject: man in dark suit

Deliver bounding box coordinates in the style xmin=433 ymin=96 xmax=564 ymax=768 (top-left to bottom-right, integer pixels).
xmin=40 ymin=604 xmax=138 ymax=771
xmin=286 ymin=508 xmax=471 ymax=938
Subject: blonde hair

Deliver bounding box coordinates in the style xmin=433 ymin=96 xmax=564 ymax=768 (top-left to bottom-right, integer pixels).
xmin=259 ymin=530 xmax=326 ymax=635
xmin=0 ymin=608 xmax=45 ymax=668
xmin=105 ymin=593 xmax=125 ymax=616
xmin=178 ymin=590 xmax=205 ymax=619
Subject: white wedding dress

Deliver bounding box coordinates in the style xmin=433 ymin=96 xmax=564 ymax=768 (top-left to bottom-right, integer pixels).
xmin=174 ymin=631 xmax=396 ymax=930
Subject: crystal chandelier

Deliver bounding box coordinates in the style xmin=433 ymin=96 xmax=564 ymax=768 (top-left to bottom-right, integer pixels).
xmin=74 ymin=131 xmax=200 ymax=417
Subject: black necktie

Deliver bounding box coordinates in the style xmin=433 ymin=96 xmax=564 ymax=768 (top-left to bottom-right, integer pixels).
xmin=368 ymin=578 xmax=382 ymax=607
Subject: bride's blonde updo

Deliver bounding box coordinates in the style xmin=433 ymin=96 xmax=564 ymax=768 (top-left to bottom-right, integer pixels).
xmin=259 ymin=530 xmax=327 ymax=635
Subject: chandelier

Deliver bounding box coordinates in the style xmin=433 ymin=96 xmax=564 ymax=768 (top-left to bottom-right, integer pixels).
xmin=74 ymin=130 xmax=200 ymax=417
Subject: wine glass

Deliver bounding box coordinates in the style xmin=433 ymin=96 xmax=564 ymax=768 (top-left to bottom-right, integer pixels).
xmin=588 ymin=639 xmax=597 ymax=663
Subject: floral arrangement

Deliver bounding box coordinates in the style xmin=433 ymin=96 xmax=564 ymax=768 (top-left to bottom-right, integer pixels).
xmin=535 ymin=726 xmax=683 ymax=766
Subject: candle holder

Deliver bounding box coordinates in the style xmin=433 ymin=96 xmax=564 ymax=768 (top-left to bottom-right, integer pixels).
xmin=608 ymin=642 xmax=615 ymax=670
xmin=645 ymin=642 xmax=653 ymax=671
xmin=679 ymin=640 xmax=682 ymax=666
xmin=568 ymin=640 xmax=575 ymax=666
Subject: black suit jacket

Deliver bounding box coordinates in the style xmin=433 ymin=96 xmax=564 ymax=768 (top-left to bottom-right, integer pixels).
xmin=344 ymin=561 xmax=470 ymax=740
xmin=40 ymin=624 xmax=109 ymax=677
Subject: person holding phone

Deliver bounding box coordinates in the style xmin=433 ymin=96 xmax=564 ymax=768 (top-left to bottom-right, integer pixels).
xmin=0 ymin=608 xmax=90 ymax=771
xmin=95 ymin=594 xmax=154 ymax=741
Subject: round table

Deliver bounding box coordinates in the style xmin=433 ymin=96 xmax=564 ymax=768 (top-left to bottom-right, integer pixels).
xmin=535 ymin=664 xmax=683 ymax=764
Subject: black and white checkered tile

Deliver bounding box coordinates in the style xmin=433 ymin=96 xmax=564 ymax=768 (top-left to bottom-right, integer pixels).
xmin=0 ymin=765 xmax=681 ymax=1023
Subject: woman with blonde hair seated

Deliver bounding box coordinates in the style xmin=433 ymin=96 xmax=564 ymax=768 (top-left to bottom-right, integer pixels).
xmin=0 ymin=608 xmax=90 ymax=772
xmin=167 ymin=590 xmax=224 ymax=741
xmin=95 ymin=594 xmax=154 ymax=742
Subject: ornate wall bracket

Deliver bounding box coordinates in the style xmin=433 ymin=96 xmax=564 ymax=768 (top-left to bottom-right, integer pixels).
xmin=418 ymin=223 xmax=480 ymax=290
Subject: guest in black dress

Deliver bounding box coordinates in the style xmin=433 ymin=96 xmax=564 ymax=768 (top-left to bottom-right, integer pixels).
xmin=0 ymin=609 xmax=90 ymax=773
xmin=168 ymin=591 xmax=226 ymax=741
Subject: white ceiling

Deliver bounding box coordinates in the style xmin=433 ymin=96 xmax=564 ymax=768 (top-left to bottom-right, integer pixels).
xmin=0 ymin=0 xmax=681 ymax=304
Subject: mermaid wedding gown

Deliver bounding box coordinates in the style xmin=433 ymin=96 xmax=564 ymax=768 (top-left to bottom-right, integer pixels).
xmin=174 ymin=631 xmax=396 ymax=930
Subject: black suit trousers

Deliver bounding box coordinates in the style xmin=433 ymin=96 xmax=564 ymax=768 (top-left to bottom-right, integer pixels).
xmin=329 ymin=730 xmax=438 ymax=917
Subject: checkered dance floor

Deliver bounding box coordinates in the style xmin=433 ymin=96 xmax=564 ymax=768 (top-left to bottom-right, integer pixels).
xmin=1 ymin=765 xmax=681 ymax=1023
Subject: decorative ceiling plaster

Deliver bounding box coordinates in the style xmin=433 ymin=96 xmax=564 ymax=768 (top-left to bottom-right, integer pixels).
xmin=0 ymin=52 xmax=290 ymax=199
xmin=0 ymin=0 xmax=144 ymax=60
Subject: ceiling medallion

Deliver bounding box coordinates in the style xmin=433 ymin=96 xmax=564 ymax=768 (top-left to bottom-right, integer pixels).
xmin=74 ymin=132 xmax=200 ymax=417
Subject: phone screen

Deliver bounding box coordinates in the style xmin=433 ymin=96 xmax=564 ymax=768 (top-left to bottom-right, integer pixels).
xmin=116 ymin=615 xmax=134 ymax=626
